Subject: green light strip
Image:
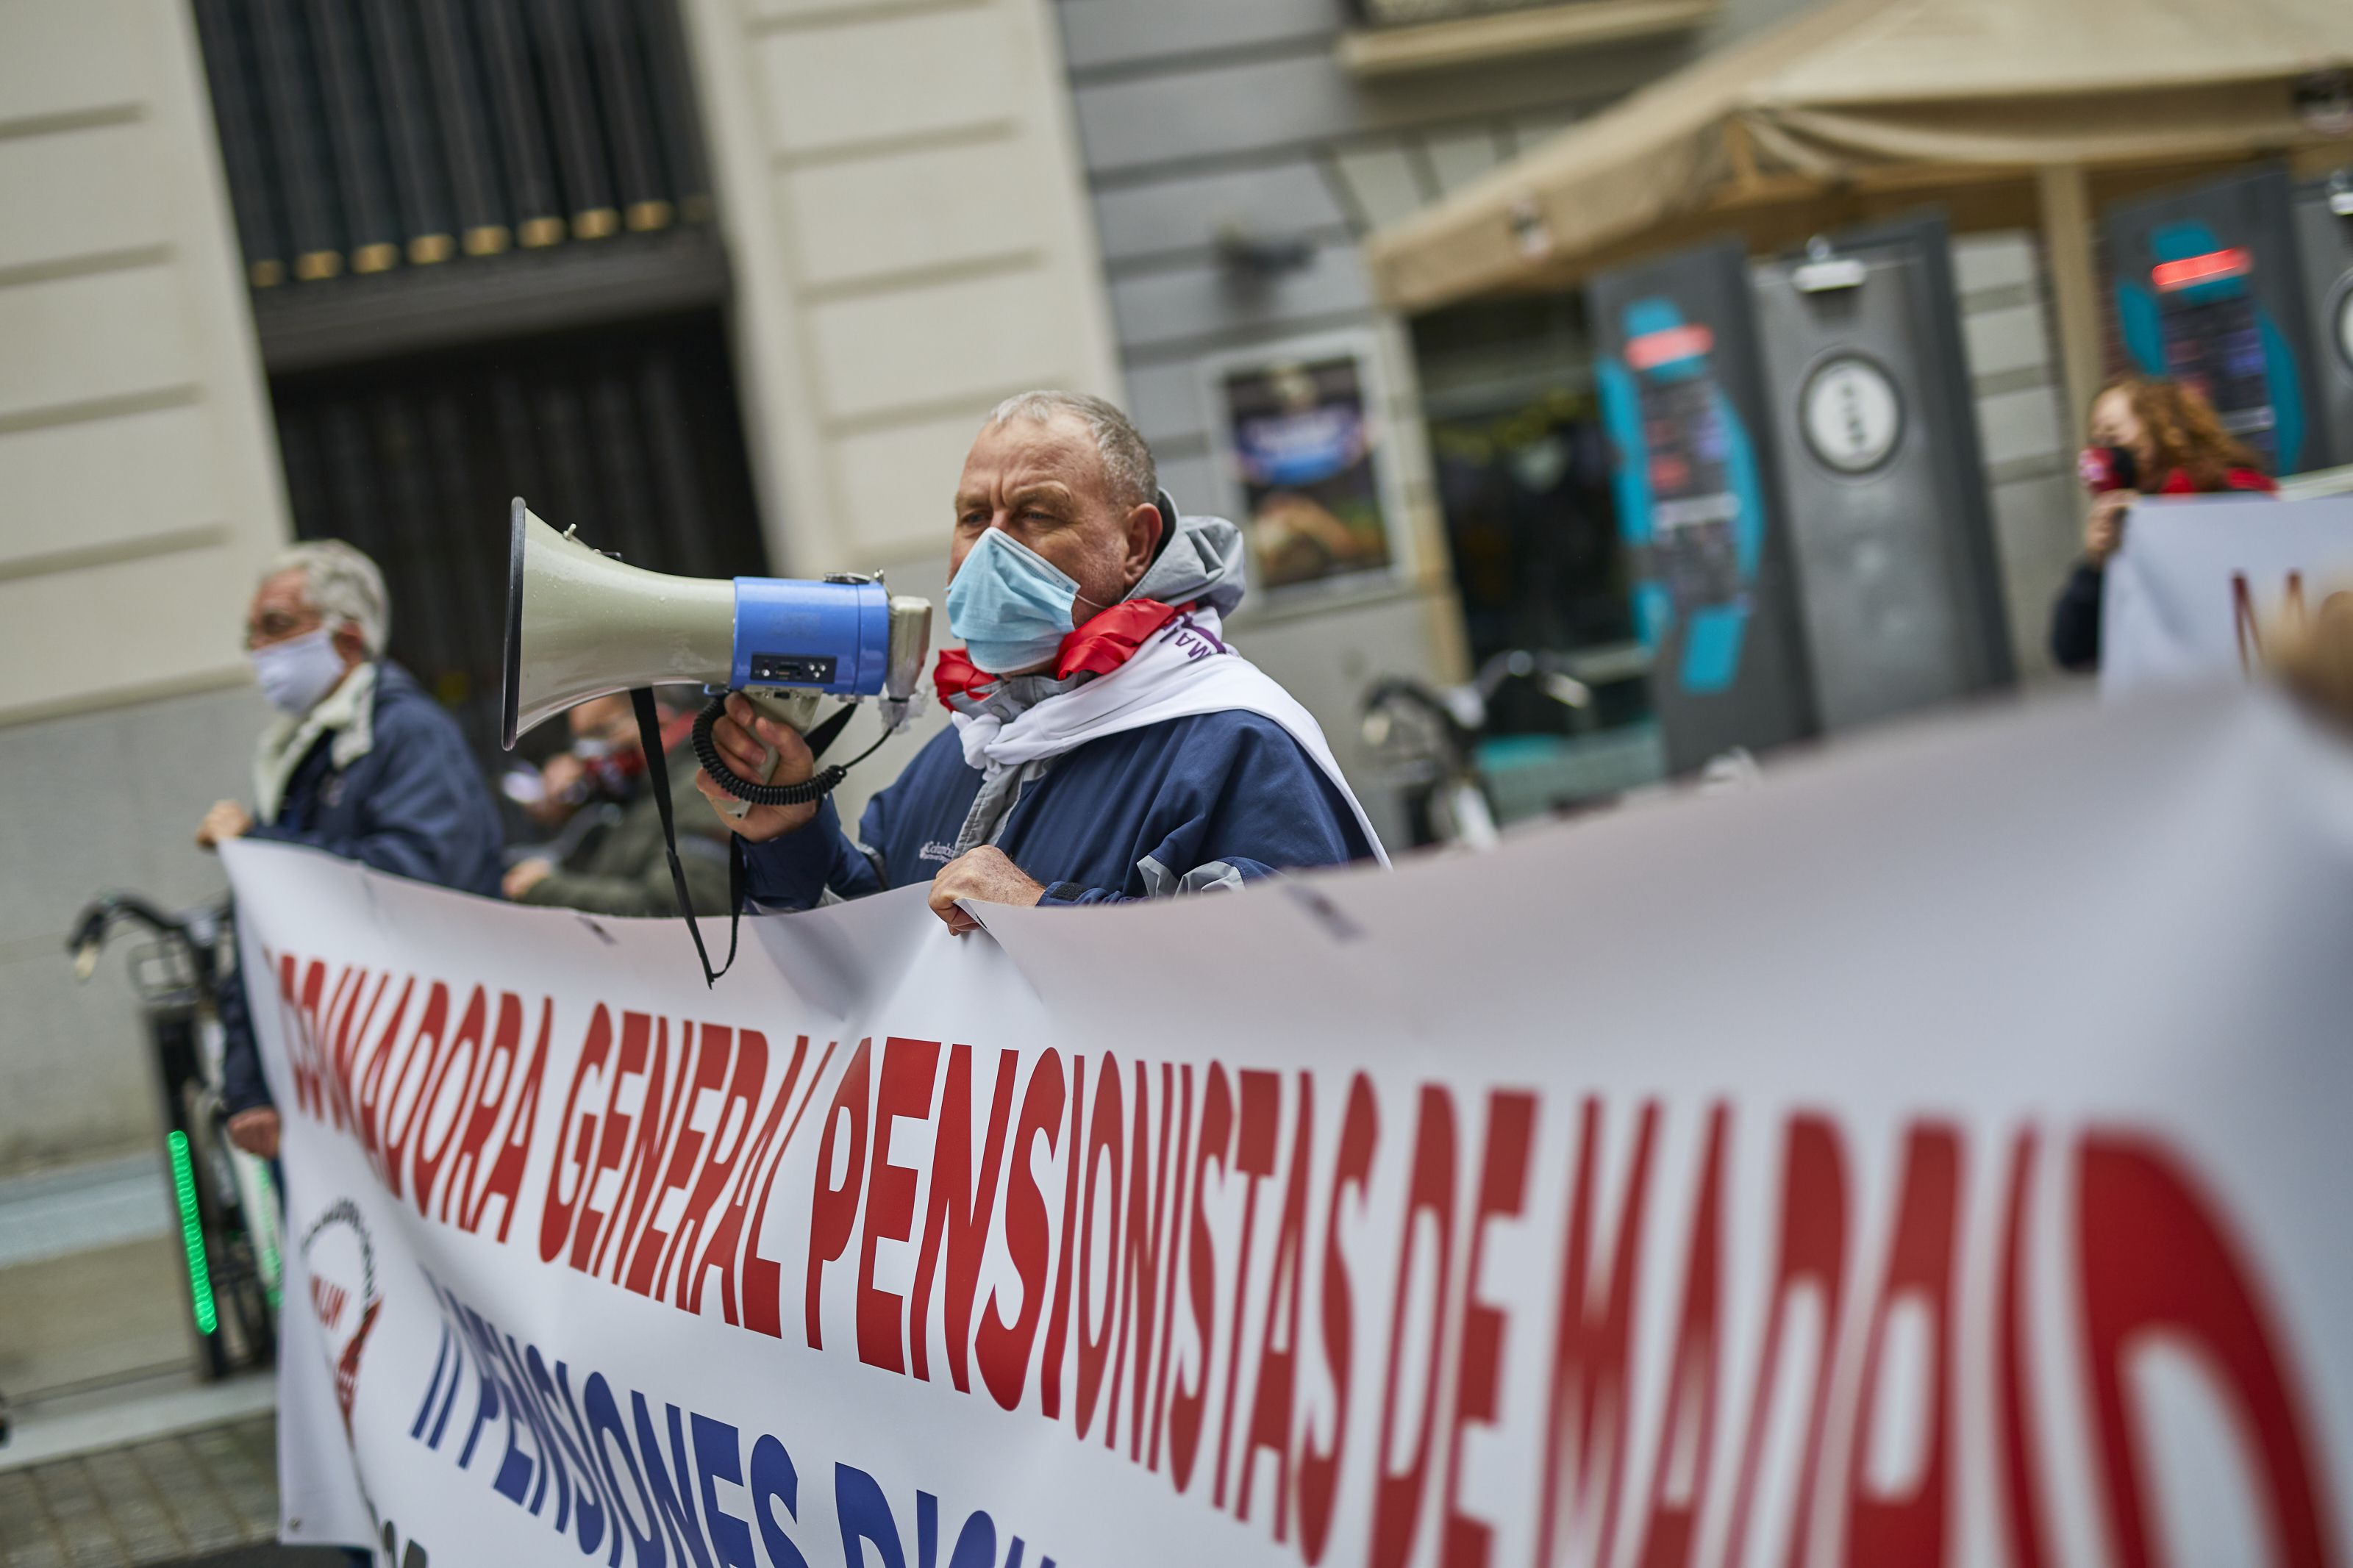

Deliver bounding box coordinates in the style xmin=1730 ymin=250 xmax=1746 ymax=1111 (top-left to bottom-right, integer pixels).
xmin=260 ymin=1219 xmax=283 ymax=1313
xmin=234 ymin=1154 xmax=285 ymax=1312
xmin=167 ymin=1131 xmax=218 ymax=1334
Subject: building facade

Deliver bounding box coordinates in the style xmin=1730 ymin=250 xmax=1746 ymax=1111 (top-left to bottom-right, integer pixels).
xmin=0 ymin=0 xmax=2092 ymax=1178
xmin=1 ymin=0 xmax=293 ymax=1174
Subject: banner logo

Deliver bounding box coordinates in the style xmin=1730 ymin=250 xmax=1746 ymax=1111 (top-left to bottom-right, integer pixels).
xmin=303 ymin=1197 xmax=383 ymax=1437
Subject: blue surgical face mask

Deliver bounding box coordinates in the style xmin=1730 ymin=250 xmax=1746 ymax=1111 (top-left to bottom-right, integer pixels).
xmin=947 ymin=529 xmax=1097 ymax=675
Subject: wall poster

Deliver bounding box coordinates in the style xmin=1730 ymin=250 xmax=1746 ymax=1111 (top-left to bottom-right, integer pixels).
xmin=1202 ymin=331 xmax=1408 ymax=595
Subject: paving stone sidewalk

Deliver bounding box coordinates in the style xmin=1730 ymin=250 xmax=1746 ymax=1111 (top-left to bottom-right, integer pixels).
xmin=0 ymin=1413 xmax=340 ymax=1567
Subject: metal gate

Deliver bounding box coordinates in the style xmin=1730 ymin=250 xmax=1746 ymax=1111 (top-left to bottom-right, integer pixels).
xmin=1749 ymin=214 xmax=2013 ymax=731
xmin=2291 ymin=167 xmax=2353 ymax=473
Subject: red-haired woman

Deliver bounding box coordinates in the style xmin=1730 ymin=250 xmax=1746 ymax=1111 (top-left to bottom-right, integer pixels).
xmin=2049 ymin=374 xmax=2276 ymax=672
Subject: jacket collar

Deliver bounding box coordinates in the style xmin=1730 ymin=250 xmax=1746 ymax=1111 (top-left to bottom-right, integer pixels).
xmin=254 ymin=662 xmax=379 ymax=821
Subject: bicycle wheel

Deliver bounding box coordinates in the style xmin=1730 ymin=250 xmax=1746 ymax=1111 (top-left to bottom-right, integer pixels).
xmin=177 ymin=1080 xmax=275 ymax=1373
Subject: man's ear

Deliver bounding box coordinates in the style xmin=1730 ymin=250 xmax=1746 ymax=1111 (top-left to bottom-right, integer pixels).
xmin=1123 ymin=498 xmax=1164 ymax=581
xmin=330 ymin=623 xmax=368 ymax=670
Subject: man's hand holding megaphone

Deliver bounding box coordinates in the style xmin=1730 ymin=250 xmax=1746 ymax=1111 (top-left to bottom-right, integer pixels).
xmin=690 ymin=690 xmax=1044 ymax=929
xmin=691 ymin=693 xmax=822 ymax=840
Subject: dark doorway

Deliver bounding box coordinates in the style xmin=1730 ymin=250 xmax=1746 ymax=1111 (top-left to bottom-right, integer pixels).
xmin=268 ymin=309 xmax=768 ymax=762
xmin=1413 ymin=296 xmax=1665 ymax=820
xmin=193 ymin=0 xmax=758 ymax=774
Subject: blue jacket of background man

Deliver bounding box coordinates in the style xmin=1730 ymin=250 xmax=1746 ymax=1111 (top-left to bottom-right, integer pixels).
xmin=220 ymin=660 xmax=504 ymax=1114
xmin=743 ymin=502 xmax=1379 ymax=909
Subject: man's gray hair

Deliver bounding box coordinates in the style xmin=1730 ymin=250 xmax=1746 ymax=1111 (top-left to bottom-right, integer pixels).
xmin=986 ymin=390 xmax=1157 ymax=509
xmin=269 ymin=538 xmax=390 ymax=657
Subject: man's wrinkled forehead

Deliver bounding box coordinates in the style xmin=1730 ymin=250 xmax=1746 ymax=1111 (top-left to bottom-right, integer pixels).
xmin=249 ymin=567 xmax=313 ymax=622
xmin=957 ymin=412 xmax=1106 ymax=507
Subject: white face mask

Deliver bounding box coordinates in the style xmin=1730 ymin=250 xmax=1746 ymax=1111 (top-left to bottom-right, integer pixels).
xmin=250 ymin=626 xmax=349 ymax=715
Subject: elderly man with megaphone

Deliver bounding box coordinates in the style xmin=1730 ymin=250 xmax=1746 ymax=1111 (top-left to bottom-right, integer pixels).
xmin=696 ymin=390 xmax=1387 ymax=929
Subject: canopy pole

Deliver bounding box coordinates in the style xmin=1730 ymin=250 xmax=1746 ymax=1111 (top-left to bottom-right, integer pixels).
xmin=2037 ymin=164 xmax=2103 ymax=441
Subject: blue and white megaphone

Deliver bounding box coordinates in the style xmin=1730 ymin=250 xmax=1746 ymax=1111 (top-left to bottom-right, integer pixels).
xmin=501 ymin=498 xmax=932 ymax=812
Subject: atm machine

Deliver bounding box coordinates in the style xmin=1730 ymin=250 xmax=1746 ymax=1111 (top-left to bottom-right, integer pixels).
xmin=1748 ymin=214 xmax=2014 ymax=730
xmin=1591 ymin=238 xmax=1817 ymax=772
xmin=2291 ymin=166 xmax=2353 ymax=471
xmin=2104 ymin=165 xmax=2327 ymax=476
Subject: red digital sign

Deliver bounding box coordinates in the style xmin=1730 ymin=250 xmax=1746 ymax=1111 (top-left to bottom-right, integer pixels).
xmin=2152 ymin=246 xmax=2253 ymax=293
xmin=1624 ymin=322 xmax=1715 ymax=370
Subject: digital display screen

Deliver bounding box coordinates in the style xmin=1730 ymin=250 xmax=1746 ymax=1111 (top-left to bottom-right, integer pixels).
xmin=1636 ymin=374 xmax=1743 ymax=612
xmin=2157 ymin=289 xmax=2277 ymax=466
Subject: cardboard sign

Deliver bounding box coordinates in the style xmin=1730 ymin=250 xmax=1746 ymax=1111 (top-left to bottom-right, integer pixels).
xmin=2102 ymin=493 xmax=2353 ymax=694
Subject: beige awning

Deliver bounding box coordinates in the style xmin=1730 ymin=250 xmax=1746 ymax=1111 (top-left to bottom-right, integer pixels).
xmin=1368 ymin=0 xmax=2353 ymax=310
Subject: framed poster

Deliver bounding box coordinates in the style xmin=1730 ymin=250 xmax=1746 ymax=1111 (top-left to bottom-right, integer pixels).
xmin=1201 ymin=331 xmax=1410 ymax=597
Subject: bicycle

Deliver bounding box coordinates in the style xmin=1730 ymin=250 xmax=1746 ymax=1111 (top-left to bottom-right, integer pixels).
xmin=1361 ymin=645 xmax=1761 ymax=850
xmin=1360 ymin=647 xmax=1623 ymax=849
xmin=65 ymin=892 xmax=282 ymax=1380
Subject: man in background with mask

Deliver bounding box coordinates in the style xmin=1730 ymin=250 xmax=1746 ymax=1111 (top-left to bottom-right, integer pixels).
xmin=196 ymin=540 xmax=502 ymax=1158
xmin=696 ymin=390 xmax=1385 ymax=929
xmin=503 ymin=690 xmax=732 ymax=916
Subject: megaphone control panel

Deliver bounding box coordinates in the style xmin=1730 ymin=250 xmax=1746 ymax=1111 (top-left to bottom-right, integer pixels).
xmin=732 ymin=576 xmax=893 ymax=695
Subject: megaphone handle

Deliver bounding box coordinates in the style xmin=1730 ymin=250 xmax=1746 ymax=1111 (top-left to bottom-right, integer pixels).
xmin=710 ymin=689 xmax=820 ymax=817
xmin=713 ymin=742 xmax=775 ymax=820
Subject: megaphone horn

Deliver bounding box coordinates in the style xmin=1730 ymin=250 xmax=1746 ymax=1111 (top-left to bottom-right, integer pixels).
xmin=502 ymin=501 xmax=736 ymax=748
xmin=501 ymin=498 xmax=933 ymax=757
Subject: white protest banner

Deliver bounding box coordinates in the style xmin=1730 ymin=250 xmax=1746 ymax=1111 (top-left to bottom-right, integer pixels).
xmin=225 ymin=687 xmax=2353 ymax=1568
xmin=2102 ymin=493 xmax=2353 ymax=695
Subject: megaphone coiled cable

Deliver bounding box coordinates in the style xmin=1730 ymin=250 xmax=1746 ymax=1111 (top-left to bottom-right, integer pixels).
xmin=691 ymin=695 xmax=889 ymax=807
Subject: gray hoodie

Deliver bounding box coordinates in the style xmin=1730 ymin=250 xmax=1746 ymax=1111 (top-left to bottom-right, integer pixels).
xmin=1132 ymin=488 xmax=1246 ymax=616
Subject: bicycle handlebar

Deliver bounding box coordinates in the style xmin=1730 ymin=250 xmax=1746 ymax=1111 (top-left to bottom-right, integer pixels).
xmin=66 ymin=892 xmax=224 ymax=987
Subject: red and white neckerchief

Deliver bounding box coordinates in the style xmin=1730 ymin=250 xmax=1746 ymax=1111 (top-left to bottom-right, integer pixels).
xmin=931 ymin=596 xmax=1187 ymax=706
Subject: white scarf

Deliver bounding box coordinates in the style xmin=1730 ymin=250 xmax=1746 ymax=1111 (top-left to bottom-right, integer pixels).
xmin=949 ymin=608 xmax=1389 ymax=865
xmin=254 ymin=662 xmax=378 ymax=823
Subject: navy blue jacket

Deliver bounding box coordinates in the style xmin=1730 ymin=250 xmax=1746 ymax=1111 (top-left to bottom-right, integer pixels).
xmin=744 ymin=710 xmax=1375 ymax=909
xmin=2049 ymin=560 xmax=2105 ymax=672
xmin=221 ymin=662 xmax=503 ymax=1114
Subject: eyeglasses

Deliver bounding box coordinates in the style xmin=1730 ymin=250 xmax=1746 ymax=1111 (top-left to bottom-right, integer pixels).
xmin=243 ymin=609 xmax=323 ymax=651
